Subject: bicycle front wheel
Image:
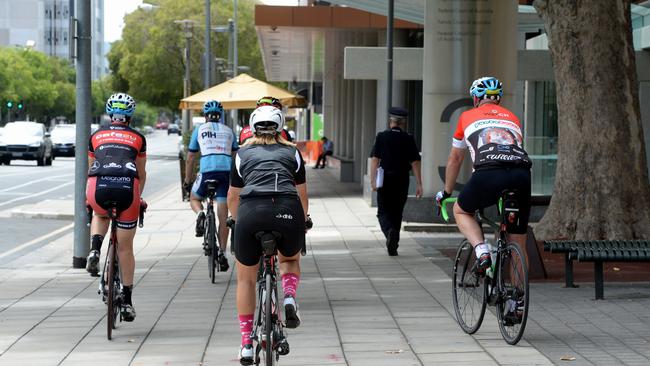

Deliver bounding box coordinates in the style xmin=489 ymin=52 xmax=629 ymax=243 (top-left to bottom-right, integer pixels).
xmin=452 ymin=239 xmax=487 ymax=334
xmin=496 ymin=242 xmax=529 ymax=345
xmin=264 ymin=273 xmax=275 ymax=366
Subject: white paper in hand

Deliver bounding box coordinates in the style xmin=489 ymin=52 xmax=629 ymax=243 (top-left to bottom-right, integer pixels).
xmin=376 ymin=167 xmax=384 ymax=188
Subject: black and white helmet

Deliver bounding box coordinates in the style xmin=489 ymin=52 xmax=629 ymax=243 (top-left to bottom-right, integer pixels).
xmin=249 ymin=105 xmax=284 ymax=135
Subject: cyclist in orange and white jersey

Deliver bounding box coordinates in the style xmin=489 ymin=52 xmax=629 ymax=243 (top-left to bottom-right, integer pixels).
xmin=436 ymin=77 xmax=532 ymax=274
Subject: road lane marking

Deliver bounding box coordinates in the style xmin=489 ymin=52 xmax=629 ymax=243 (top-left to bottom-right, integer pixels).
xmin=0 ymin=173 xmax=74 ymax=193
xmin=0 ymin=181 xmax=74 ymax=207
xmin=0 ymin=223 xmax=74 ymax=260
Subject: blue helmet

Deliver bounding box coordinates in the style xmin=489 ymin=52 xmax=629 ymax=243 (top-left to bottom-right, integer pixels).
xmin=105 ymin=92 xmax=136 ymax=116
xmin=469 ymin=77 xmax=503 ymax=99
xmin=203 ymin=100 xmax=223 ymax=117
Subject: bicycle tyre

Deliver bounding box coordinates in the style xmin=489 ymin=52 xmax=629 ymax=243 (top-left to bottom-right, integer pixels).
xmin=106 ymin=243 xmax=117 ymax=340
xmin=496 ymin=242 xmax=529 ymax=345
xmin=264 ymin=273 xmax=274 ymax=366
xmin=206 ymin=209 xmax=216 ymax=283
xmin=452 ymin=239 xmax=487 ymax=334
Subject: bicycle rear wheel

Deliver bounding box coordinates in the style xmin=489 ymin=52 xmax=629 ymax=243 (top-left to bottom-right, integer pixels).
xmin=106 ymin=243 xmax=119 ymax=340
xmin=496 ymin=242 xmax=529 ymax=345
xmin=264 ymin=273 xmax=275 ymax=366
xmin=206 ymin=210 xmax=217 ymax=283
xmin=452 ymin=239 xmax=487 ymax=334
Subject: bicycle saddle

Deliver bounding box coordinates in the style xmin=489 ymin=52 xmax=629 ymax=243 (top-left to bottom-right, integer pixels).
xmin=255 ymin=231 xmax=282 ymax=256
xmin=204 ymin=179 xmax=219 ymax=195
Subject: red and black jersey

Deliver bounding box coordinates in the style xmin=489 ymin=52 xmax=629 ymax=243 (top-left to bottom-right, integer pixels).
xmin=88 ymin=123 xmax=147 ymax=178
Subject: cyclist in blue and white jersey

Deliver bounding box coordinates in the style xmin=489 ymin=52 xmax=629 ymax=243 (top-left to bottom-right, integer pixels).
xmin=184 ymin=100 xmax=238 ymax=271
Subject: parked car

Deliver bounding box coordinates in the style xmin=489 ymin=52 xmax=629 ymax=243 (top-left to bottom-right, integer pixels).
xmin=143 ymin=125 xmax=154 ymax=135
xmin=0 ymin=121 xmax=53 ymax=166
xmin=51 ymin=124 xmax=76 ymax=157
xmin=167 ymin=123 xmax=181 ymax=135
xmin=156 ymin=121 xmax=169 ymax=129
xmin=0 ymin=127 xmax=4 ymax=137
xmin=91 ymin=123 xmax=100 ymax=133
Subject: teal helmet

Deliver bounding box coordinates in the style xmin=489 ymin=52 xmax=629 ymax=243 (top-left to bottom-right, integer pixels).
xmin=469 ymin=77 xmax=503 ymax=100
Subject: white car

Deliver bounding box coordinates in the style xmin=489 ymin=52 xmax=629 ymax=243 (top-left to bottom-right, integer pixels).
xmin=51 ymin=124 xmax=76 ymax=157
xmin=0 ymin=121 xmax=53 ymax=166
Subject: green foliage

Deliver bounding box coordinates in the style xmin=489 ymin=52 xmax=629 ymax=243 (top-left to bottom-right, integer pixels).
xmin=108 ymin=0 xmax=265 ymax=110
xmin=132 ymin=102 xmax=159 ymax=128
xmin=0 ymin=47 xmax=76 ymax=122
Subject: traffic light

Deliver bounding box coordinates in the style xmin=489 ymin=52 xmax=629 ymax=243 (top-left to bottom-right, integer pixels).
xmin=6 ymin=101 xmax=13 ymax=109
xmin=17 ymin=101 xmax=23 ymax=110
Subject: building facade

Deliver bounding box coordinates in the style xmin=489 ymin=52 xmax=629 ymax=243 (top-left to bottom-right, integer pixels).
xmin=0 ymin=0 xmax=105 ymax=80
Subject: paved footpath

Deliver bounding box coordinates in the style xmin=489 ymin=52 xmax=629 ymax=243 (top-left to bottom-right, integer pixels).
xmin=0 ymin=168 xmax=556 ymax=366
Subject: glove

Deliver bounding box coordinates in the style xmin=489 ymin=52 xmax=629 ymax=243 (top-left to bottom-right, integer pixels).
xmin=183 ymin=181 xmax=192 ymax=193
xmin=305 ymin=215 xmax=313 ymax=230
xmin=226 ymin=216 xmax=236 ymax=228
xmin=435 ymin=190 xmax=451 ymax=207
xmin=140 ymin=198 xmax=148 ymax=211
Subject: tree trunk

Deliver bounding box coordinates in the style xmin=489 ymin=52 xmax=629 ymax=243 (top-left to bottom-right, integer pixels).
xmin=533 ymin=0 xmax=650 ymax=240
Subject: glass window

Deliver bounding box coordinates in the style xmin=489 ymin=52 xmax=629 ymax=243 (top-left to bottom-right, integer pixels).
xmin=525 ymin=81 xmax=558 ymax=196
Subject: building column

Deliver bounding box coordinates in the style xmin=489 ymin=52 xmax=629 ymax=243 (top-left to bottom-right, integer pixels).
xmin=421 ymin=0 xmax=518 ymax=196
xmin=354 ymin=79 xmax=364 ymax=183
xmin=345 ymin=79 xmax=354 ymax=159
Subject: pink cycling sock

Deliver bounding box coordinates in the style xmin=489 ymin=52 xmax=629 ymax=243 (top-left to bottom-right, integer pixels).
xmin=282 ymin=273 xmax=300 ymax=298
xmin=238 ymin=314 xmax=254 ymax=345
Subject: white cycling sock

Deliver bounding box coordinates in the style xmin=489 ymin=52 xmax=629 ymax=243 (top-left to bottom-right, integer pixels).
xmin=475 ymin=243 xmax=489 ymax=258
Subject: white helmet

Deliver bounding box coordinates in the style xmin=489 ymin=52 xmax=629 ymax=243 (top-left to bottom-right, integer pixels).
xmin=249 ymin=105 xmax=284 ymax=135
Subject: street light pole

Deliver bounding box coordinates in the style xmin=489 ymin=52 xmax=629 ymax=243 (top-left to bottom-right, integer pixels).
xmin=72 ymin=0 xmax=91 ymax=268
xmin=386 ymin=0 xmax=394 ymax=120
xmin=232 ymin=0 xmax=239 ymax=126
xmin=204 ymin=0 xmax=212 ymax=89
xmin=175 ymin=19 xmax=196 ymax=134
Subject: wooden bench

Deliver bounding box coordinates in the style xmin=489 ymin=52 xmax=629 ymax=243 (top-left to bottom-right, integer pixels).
xmin=543 ymin=240 xmax=650 ymax=299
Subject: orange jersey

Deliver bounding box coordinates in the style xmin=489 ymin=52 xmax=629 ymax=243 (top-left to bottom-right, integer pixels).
xmin=452 ymin=104 xmax=531 ymax=170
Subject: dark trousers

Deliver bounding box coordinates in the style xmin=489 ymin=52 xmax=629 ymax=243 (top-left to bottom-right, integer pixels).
xmin=315 ymin=150 xmax=333 ymax=167
xmin=376 ymin=172 xmax=410 ymax=241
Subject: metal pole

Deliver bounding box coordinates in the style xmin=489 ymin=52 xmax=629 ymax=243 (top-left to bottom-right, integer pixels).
xmin=73 ymin=0 xmax=91 ymax=268
xmin=204 ymin=0 xmax=211 ymax=89
xmin=175 ymin=20 xmax=195 ymax=134
xmin=233 ymin=0 xmax=239 ymax=126
xmin=385 ymin=0 xmax=394 ymax=119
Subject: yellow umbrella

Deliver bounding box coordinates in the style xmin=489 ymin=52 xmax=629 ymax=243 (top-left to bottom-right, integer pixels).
xmin=178 ymin=73 xmax=306 ymax=110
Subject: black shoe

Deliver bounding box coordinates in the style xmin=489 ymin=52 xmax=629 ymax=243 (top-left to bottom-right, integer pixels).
xmin=86 ymin=250 xmax=100 ymax=276
xmin=284 ymin=296 xmax=301 ymax=329
xmin=476 ymin=252 xmax=491 ymax=275
xmin=217 ymin=254 xmax=229 ymax=272
xmin=502 ymin=298 xmax=524 ymax=326
xmin=195 ymin=212 xmax=206 ymax=237
xmin=239 ymin=344 xmax=254 ymax=365
xmin=386 ymin=230 xmax=399 ymax=256
xmin=121 ymin=303 xmax=136 ymax=322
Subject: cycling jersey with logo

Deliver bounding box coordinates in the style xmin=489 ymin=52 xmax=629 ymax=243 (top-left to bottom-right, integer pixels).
xmin=231 ymin=144 xmax=306 ymax=199
xmin=88 ymin=123 xmax=146 ymax=178
xmin=188 ymin=122 xmax=238 ymax=173
xmin=452 ymin=104 xmax=531 ymax=170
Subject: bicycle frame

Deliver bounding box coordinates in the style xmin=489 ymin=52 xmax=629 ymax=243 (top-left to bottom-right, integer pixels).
xmin=252 ymin=233 xmax=288 ymax=365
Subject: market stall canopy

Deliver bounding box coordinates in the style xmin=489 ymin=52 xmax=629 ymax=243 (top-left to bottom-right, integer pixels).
xmin=178 ymin=73 xmax=307 ymax=110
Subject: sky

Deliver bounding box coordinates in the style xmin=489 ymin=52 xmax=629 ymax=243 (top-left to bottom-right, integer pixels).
xmin=104 ymin=0 xmax=143 ymax=43
xmin=103 ymin=0 xmax=307 ymax=43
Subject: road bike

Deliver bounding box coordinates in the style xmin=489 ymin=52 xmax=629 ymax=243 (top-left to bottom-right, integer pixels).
xmin=232 ymin=217 xmax=311 ymax=366
xmin=440 ymin=190 xmax=529 ymax=345
xmin=202 ymin=178 xmax=228 ymax=283
xmin=88 ymin=202 xmax=145 ymax=340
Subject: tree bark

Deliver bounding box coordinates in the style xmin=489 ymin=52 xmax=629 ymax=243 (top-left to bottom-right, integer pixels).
xmin=533 ymin=0 xmax=650 ymax=240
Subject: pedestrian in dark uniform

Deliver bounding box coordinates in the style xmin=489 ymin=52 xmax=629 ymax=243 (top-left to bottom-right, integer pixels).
xmin=370 ymin=107 xmax=423 ymax=256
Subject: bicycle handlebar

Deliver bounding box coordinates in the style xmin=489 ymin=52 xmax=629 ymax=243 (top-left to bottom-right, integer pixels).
xmin=438 ymin=197 xmax=457 ymax=222
xmin=138 ymin=201 xmax=147 ymax=228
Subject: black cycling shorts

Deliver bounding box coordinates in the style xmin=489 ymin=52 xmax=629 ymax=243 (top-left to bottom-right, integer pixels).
xmin=457 ymin=167 xmax=531 ymax=234
xmin=234 ymin=195 xmax=305 ymax=266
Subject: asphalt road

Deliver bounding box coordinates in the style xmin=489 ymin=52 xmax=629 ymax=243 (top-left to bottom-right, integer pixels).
xmin=0 ymin=130 xmax=183 ymax=263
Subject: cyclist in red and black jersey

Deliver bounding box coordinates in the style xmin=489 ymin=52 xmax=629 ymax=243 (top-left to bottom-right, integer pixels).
xmin=85 ymin=92 xmax=147 ymax=322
